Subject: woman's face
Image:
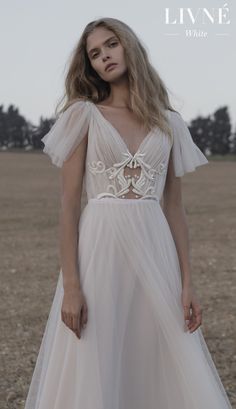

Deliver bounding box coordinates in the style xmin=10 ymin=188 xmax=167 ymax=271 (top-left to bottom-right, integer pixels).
xmin=86 ymin=27 xmax=128 ymax=82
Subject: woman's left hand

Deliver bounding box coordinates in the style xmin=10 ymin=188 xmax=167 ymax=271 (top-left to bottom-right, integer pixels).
xmin=181 ymin=285 xmax=202 ymax=333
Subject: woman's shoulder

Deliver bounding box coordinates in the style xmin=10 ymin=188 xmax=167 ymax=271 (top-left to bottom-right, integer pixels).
xmin=165 ymin=108 xmax=182 ymax=122
xmin=165 ymin=109 xmax=190 ymax=135
xmin=41 ymin=98 xmax=92 ymax=167
xmin=62 ymin=98 xmax=92 ymax=113
xmin=54 ymin=98 xmax=93 ymax=125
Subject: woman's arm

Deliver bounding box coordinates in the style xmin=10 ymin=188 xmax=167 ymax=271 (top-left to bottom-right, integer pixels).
xmin=163 ymin=151 xmax=202 ymax=333
xmin=163 ymin=151 xmax=192 ymax=288
xmin=59 ymin=132 xmax=88 ymax=291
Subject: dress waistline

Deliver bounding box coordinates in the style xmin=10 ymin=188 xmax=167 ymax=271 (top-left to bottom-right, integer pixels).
xmin=88 ymin=196 xmax=160 ymax=204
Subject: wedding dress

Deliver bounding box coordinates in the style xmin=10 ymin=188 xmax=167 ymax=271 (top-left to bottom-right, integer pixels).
xmin=24 ymin=99 xmax=232 ymax=409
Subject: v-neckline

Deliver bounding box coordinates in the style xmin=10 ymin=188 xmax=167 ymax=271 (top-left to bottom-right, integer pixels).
xmin=90 ymin=102 xmax=155 ymax=158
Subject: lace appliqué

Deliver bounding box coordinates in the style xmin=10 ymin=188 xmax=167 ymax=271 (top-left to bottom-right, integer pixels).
xmin=87 ymin=151 xmax=166 ymax=200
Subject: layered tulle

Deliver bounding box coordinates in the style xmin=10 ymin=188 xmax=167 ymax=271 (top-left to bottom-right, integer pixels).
xmin=24 ymin=198 xmax=232 ymax=409
xmin=41 ymin=100 xmax=91 ymax=168
xmin=167 ymin=110 xmax=209 ymax=177
xmin=40 ymin=99 xmax=209 ymax=181
xmin=23 ymin=99 xmax=233 ymax=408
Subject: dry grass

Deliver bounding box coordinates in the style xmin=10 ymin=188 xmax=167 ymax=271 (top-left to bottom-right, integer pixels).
xmin=0 ymin=151 xmax=235 ymax=409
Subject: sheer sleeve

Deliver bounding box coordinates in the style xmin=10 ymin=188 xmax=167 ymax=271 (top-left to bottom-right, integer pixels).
xmin=41 ymin=99 xmax=91 ymax=168
xmin=167 ymin=110 xmax=209 ymax=177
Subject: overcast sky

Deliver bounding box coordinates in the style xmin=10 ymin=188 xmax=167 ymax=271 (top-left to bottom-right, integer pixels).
xmin=1 ymin=0 xmax=235 ymax=127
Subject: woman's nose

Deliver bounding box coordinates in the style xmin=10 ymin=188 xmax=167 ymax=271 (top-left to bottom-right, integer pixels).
xmin=102 ymin=51 xmax=110 ymax=61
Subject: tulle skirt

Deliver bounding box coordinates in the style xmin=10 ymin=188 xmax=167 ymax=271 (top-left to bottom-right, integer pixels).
xmin=24 ymin=197 xmax=232 ymax=409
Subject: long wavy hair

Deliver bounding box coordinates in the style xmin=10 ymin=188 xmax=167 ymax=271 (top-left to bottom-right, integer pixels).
xmin=55 ymin=17 xmax=178 ymax=139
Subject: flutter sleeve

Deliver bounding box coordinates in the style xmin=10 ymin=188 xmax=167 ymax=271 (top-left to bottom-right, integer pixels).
xmin=41 ymin=99 xmax=91 ymax=168
xmin=168 ymin=110 xmax=209 ymax=177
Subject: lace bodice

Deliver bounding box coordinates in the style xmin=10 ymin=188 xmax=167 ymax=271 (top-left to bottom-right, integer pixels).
xmin=87 ymin=151 xmax=167 ymax=200
xmin=41 ymin=100 xmax=209 ymax=203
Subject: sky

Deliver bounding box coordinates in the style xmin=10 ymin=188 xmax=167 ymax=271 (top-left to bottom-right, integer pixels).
xmin=0 ymin=0 xmax=235 ymax=127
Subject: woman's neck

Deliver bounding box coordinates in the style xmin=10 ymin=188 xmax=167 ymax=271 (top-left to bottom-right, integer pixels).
xmin=105 ymin=77 xmax=130 ymax=108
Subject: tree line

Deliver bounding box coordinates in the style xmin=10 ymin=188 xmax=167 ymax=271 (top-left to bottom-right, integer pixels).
xmin=0 ymin=104 xmax=235 ymax=155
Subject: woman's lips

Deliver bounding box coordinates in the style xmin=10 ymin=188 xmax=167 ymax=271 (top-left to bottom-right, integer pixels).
xmin=106 ymin=64 xmax=117 ymax=71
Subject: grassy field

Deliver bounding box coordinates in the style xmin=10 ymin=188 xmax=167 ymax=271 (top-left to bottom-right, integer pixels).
xmin=0 ymin=151 xmax=235 ymax=409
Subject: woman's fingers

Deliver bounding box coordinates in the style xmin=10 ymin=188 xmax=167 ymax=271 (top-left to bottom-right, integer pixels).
xmin=189 ymin=307 xmax=202 ymax=333
xmin=61 ymin=310 xmax=82 ymax=339
xmin=76 ymin=303 xmax=88 ymax=338
xmin=183 ymin=304 xmax=191 ymax=322
xmin=181 ymin=303 xmax=203 ymax=334
xmin=72 ymin=314 xmax=79 ymax=332
xmin=188 ymin=311 xmax=197 ymax=331
xmin=64 ymin=313 xmax=75 ymax=330
xmin=182 ymin=287 xmax=203 ymax=334
xmin=61 ymin=290 xmax=89 ymax=340
xmin=81 ymin=302 xmax=88 ymax=328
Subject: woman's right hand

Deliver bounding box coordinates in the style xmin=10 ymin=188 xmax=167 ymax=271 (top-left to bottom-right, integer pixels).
xmin=61 ymin=285 xmax=88 ymax=339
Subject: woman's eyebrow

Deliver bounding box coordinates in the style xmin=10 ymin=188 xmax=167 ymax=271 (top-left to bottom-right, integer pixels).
xmin=87 ymin=36 xmax=118 ymax=56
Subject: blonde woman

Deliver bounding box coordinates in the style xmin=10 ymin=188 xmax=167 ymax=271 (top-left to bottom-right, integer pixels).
xmin=24 ymin=17 xmax=232 ymax=409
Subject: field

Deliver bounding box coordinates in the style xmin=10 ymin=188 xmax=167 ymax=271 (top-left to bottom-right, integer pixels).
xmin=0 ymin=151 xmax=235 ymax=409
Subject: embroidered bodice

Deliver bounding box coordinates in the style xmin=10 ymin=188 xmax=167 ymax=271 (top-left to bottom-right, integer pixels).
xmin=87 ymin=150 xmax=167 ymax=200
xmin=41 ymin=100 xmax=209 ymax=203
xmin=84 ymin=103 xmax=172 ymax=201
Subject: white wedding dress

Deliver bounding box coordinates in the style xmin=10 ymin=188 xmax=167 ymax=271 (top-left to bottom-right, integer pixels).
xmin=24 ymin=99 xmax=233 ymax=409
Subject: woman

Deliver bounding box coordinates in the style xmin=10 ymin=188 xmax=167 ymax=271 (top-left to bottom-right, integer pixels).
xmin=24 ymin=17 xmax=232 ymax=409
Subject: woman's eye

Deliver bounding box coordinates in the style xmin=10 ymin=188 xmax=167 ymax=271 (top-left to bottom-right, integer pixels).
xmin=91 ymin=42 xmax=118 ymax=58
